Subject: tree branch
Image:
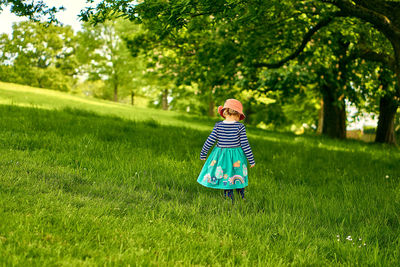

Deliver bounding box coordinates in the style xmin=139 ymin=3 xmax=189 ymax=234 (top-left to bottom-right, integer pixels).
xmin=329 ymin=0 xmax=400 ymax=39
xmin=356 ymin=49 xmax=396 ymax=70
xmin=254 ymin=12 xmax=343 ymax=69
xmin=1 ymin=0 xmax=63 ymax=23
xmin=189 ymin=11 xmax=216 ymax=18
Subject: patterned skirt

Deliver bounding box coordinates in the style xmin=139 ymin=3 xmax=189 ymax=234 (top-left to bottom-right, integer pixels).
xmin=197 ymin=146 xmax=248 ymax=189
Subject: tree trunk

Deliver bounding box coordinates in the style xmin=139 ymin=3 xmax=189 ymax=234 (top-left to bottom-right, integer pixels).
xmin=321 ymin=84 xmax=346 ymax=139
xmin=375 ymin=94 xmax=398 ymax=144
xmin=318 ymin=36 xmax=348 ymax=139
xmin=162 ymin=89 xmax=168 ymax=110
xmin=131 ymin=91 xmax=135 ymax=106
xmin=113 ymin=83 xmax=118 ymax=102
xmin=37 ymin=74 xmax=44 ymax=88
xmin=208 ymin=98 xmax=215 ymax=117
xmin=375 ymin=61 xmax=399 ymax=145
xmin=317 ymin=99 xmax=324 ymax=134
xmin=243 ymin=99 xmax=254 ymax=124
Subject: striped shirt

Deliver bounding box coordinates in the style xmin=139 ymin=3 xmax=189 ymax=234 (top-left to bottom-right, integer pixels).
xmin=200 ymin=121 xmax=255 ymax=165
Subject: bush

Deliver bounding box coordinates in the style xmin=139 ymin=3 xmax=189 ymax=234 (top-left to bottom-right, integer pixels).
xmin=363 ymin=126 xmax=376 ymax=134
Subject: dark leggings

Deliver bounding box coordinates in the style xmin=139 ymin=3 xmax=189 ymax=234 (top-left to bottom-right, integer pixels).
xmin=224 ymin=188 xmax=245 ymax=202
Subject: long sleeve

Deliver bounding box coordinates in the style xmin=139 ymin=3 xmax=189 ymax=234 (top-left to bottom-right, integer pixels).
xmin=239 ymin=125 xmax=255 ymax=165
xmin=200 ymin=123 xmax=218 ymax=160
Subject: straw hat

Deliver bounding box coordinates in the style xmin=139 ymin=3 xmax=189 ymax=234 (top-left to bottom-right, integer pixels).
xmin=217 ymin=99 xmax=245 ymax=121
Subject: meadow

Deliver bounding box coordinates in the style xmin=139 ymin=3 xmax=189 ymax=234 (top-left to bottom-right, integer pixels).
xmin=1 ymin=82 xmax=400 ymax=266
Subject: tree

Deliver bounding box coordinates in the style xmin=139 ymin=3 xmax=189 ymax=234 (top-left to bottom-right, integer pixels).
xmin=171 ymin=20 xmax=241 ymax=116
xmin=355 ymin=64 xmax=399 ymax=144
xmin=0 ymin=21 xmax=77 ymax=91
xmin=319 ymin=0 xmax=400 ymax=144
xmin=255 ymin=0 xmax=400 ymax=143
xmin=375 ymin=70 xmax=399 ymax=143
xmin=124 ymin=14 xmax=242 ymax=114
xmin=76 ymin=18 xmax=142 ymax=101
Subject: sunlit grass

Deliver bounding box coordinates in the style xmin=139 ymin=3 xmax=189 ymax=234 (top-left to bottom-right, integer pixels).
xmin=1 ymin=82 xmax=400 ymax=265
xmin=0 ymin=81 xmax=217 ymax=131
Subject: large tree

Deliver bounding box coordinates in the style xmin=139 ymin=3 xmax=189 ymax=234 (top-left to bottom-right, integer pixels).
xmin=313 ymin=0 xmax=400 ymax=144
xmin=81 ymin=0 xmax=400 ymax=143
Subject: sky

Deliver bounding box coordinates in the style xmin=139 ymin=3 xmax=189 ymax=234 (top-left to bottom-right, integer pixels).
xmin=0 ymin=0 xmax=98 ymax=35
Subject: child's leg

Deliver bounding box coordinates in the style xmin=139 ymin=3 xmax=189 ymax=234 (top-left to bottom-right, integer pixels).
xmin=236 ymin=188 xmax=245 ymax=199
xmin=224 ymin=189 xmax=234 ymax=203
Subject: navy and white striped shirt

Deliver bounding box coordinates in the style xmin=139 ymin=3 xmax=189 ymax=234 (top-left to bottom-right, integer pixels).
xmin=200 ymin=121 xmax=255 ymax=165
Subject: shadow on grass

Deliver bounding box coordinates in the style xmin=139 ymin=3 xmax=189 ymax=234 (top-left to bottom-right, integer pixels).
xmin=172 ymin=113 xmax=220 ymax=125
xmin=1 ymin=104 xmax=399 ymax=207
xmin=173 ymin=110 xmax=400 ymax=156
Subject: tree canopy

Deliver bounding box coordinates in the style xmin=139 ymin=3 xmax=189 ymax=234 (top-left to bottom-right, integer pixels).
xmin=79 ymin=0 xmax=400 ymax=143
xmin=0 ymin=0 xmax=63 ymax=23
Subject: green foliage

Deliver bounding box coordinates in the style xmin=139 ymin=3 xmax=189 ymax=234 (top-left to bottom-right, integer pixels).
xmin=1 ymin=82 xmax=400 ymax=265
xmin=0 ymin=21 xmax=77 ymax=91
xmin=0 ymin=0 xmax=63 ymax=22
xmin=80 ymin=0 xmax=400 ymax=139
xmin=76 ymin=18 xmax=147 ymax=101
xmin=76 ymin=79 xmax=108 ymax=99
xmin=363 ymin=126 xmax=376 ymax=134
xmin=3 ymin=0 xmax=399 ymax=138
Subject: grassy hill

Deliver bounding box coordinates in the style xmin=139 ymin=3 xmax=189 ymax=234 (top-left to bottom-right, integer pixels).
xmin=1 ymin=82 xmax=400 ymax=265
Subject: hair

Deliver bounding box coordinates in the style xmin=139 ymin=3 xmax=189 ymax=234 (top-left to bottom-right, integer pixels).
xmin=223 ymin=108 xmax=240 ymax=118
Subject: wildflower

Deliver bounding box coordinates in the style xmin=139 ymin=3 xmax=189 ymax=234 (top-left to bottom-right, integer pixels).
xmin=385 ymin=175 xmax=389 ymax=179
xmin=346 ymin=236 xmax=352 ymax=241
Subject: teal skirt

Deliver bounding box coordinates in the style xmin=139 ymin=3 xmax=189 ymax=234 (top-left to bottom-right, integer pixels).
xmin=197 ymin=147 xmax=248 ymax=189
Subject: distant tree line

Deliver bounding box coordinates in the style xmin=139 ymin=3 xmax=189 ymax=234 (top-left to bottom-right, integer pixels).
xmin=0 ymin=19 xmax=150 ymax=101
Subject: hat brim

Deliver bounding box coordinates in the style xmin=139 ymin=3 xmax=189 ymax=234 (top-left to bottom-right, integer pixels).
xmin=218 ymin=106 xmax=245 ymax=120
xmin=218 ymin=106 xmax=226 ymax=118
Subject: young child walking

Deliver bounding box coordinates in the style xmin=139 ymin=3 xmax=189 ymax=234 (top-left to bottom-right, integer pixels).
xmin=197 ymin=99 xmax=255 ymax=202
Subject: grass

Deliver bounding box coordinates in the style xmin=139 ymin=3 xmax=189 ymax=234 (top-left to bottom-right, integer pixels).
xmin=1 ymin=82 xmax=400 ymax=265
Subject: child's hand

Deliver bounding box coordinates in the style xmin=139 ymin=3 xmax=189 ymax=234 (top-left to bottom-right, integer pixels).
xmin=250 ymin=164 xmax=255 ymax=168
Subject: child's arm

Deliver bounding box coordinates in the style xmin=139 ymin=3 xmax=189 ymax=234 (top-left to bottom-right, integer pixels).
xmin=200 ymin=123 xmax=218 ymax=160
xmin=239 ymin=125 xmax=255 ymax=166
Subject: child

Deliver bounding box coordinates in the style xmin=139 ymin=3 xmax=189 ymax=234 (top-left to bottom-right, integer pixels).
xmin=197 ymin=99 xmax=255 ymax=202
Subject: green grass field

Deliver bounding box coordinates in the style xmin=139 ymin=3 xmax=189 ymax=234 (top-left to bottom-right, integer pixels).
xmin=1 ymin=82 xmax=400 ymax=265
